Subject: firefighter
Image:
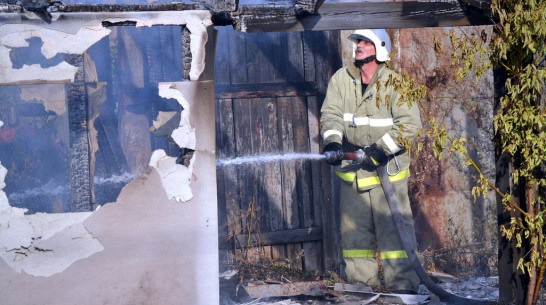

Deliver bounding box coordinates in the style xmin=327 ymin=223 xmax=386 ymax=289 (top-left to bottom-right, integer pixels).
xmin=320 ymin=29 xmax=422 ymax=294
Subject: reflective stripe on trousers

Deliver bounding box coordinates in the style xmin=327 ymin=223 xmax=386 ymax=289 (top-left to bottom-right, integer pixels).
xmin=336 ymin=168 xmax=409 ymax=187
xmin=343 ymin=249 xmax=413 ymax=260
xmin=340 ymin=179 xmax=420 ymax=291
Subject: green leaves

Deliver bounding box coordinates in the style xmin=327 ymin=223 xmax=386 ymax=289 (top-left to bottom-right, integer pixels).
xmin=431 ymin=0 xmax=546 ymax=293
xmin=448 ymin=28 xmax=492 ymax=83
xmin=490 ymin=0 xmax=546 ymax=285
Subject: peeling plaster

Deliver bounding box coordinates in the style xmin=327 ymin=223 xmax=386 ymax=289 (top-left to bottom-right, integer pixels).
xmin=99 ymin=11 xmax=212 ymax=81
xmin=0 ymin=11 xmax=212 ymax=85
xmin=0 ymin=10 xmax=213 ymax=278
xmin=149 ymin=79 xmax=216 ymax=205
xmin=0 ymin=162 xmax=104 ymax=277
xmin=151 ymin=82 xmax=199 ymax=203
xmin=149 ymin=150 xmax=194 ymax=203
xmin=0 ymin=24 xmax=109 ymax=85
xmin=20 ymin=84 xmax=67 ymax=115
xmin=150 ymin=111 xmax=181 ymax=138
xmin=158 ymin=82 xmax=196 ymax=150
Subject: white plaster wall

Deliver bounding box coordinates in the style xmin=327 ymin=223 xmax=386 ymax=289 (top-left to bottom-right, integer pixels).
xmin=0 ymin=11 xmax=219 ymax=305
xmin=0 ymin=157 xmax=218 ymax=304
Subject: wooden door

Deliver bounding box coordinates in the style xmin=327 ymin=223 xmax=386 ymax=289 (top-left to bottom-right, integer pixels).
xmin=215 ymin=26 xmax=342 ymax=274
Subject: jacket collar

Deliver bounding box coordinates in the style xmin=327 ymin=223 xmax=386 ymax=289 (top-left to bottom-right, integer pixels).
xmin=346 ymin=62 xmax=386 ymax=85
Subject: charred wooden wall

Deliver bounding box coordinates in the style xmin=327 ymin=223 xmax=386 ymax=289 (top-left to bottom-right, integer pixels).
xmin=215 ymin=25 xmax=342 ymax=274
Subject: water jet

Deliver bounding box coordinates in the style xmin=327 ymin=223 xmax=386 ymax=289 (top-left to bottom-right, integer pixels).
xmin=216 ymin=153 xmax=325 ymax=166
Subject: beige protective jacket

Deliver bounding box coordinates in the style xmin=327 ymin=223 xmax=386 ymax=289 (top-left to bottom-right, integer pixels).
xmin=320 ymin=63 xmax=422 ymax=191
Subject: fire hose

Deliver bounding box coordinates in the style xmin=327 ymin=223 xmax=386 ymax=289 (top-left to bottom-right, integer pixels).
xmin=324 ymin=149 xmax=497 ymax=305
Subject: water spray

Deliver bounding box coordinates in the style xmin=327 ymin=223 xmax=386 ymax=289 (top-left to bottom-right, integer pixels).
xmin=216 ymin=152 xmax=326 ymax=166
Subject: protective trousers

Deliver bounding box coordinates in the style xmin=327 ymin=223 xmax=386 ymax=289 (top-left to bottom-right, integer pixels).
xmin=340 ymin=179 xmax=420 ymax=292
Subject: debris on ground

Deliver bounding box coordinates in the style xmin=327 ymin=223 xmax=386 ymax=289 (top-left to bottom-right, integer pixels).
xmin=244 ymin=281 xmax=329 ymax=299
xmin=220 ymin=269 xmax=503 ymax=305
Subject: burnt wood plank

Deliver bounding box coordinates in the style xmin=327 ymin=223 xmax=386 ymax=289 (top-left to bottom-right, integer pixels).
xmin=249 ymin=96 xmax=281 ymax=259
xmin=290 ymin=96 xmax=312 ymax=228
xmin=241 ymin=1 xmax=493 ymax=32
xmin=271 ymin=244 xmax=287 ymax=262
xmin=219 ymin=227 xmax=323 ymax=249
xmin=255 ymin=98 xmax=284 ymax=232
xmin=261 ymin=32 xmax=278 ymax=83
xmin=292 ymin=97 xmax=314 ymax=271
xmin=251 ymin=97 xmax=281 ymax=233
xmin=291 ymin=96 xmax=318 ymax=271
xmin=307 ymin=95 xmax=322 ymax=227
xmin=312 ymin=30 xmax=342 ymax=271
xmin=277 ymin=96 xmax=300 ymax=230
xmin=287 ymin=31 xmax=305 ymax=82
xmin=233 ymin=98 xmax=254 ymax=237
xmin=229 ymin=30 xmax=249 ymax=84
xmin=216 ymin=98 xmax=238 ymax=242
xmin=245 ymin=32 xmax=276 ymax=83
xmin=244 ymin=31 xmax=283 ymax=258
xmin=272 ymin=31 xmax=289 ymax=83
xmin=214 ymin=26 xmax=232 ymax=85
xmin=302 ymin=31 xmax=316 ymax=82
xmin=303 ymin=95 xmax=322 ymax=271
xmin=216 ymin=81 xmax=316 ymax=99
xmin=288 ymin=242 xmax=303 ymax=270
xmin=245 ymin=33 xmax=272 ymax=234
xmin=245 ymin=32 xmax=261 ymax=83
xmin=278 ymin=96 xmax=306 ymax=270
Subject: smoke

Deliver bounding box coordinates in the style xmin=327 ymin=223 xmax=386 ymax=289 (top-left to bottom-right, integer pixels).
xmin=93 ymin=172 xmax=137 ymax=185
xmin=7 ymin=179 xmax=69 ymax=204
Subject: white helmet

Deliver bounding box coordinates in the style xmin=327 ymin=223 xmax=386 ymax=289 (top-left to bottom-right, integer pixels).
xmin=348 ymin=29 xmax=391 ymax=62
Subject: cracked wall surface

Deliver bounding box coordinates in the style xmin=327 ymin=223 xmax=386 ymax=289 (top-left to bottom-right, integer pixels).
xmin=0 ymin=10 xmax=219 ymax=305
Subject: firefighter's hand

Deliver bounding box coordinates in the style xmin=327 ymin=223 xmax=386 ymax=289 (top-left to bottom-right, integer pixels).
xmin=362 ymin=144 xmax=389 ymax=168
xmin=323 ymin=142 xmax=343 ymax=166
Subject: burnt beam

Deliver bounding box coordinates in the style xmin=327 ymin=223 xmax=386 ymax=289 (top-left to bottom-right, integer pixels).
xmin=233 ymin=1 xmax=493 ymax=32
xmin=197 ymin=0 xmax=238 ymax=12
xmin=215 ymin=81 xmax=317 ymax=99
xmin=219 ymin=227 xmax=323 ymax=249
xmin=295 ymin=0 xmax=323 ymax=14
xmin=182 ymin=26 xmax=192 ymax=80
xmin=65 ymin=54 xmax=92 ymax=212
xmin=2 ymin=0 xmax=493 ymax=32
xmin=39 ymin=4 xmax=199 ymax=13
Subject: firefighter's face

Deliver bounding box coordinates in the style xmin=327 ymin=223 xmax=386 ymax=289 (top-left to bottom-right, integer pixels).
xmin=355 ymin=39 xmax=376 ymax=60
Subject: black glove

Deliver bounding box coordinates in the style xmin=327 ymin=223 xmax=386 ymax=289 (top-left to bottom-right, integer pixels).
xmin=362 ymin=144 xmax=389 ymax=169
xmin=323 ymin=142 xmax=343 ymax=166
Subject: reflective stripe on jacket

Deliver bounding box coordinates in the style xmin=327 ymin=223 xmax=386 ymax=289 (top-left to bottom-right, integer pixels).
xmin=320 ymin=63 xmax=421 ymax=191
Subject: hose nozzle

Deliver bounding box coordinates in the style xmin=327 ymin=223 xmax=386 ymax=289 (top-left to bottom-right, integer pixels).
xmin=323 ymin=150 xmax=344 ymax=164
xmin=323 ymin=149 xmax=367 ymax=164
xmin=343 ymin=149 xmax=367 ymax=163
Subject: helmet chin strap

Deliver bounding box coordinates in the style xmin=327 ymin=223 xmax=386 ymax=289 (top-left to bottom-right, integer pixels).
xmin=354 ymin=55 xmax=376 ymax=68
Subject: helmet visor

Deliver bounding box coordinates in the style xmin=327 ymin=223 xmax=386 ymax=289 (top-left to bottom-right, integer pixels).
xmin=348 ymin=33 xmax=373 ymax=43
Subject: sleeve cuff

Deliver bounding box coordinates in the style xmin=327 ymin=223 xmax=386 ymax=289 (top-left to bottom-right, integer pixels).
xmin=380 ymin=133 xmax=402 ymax=154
